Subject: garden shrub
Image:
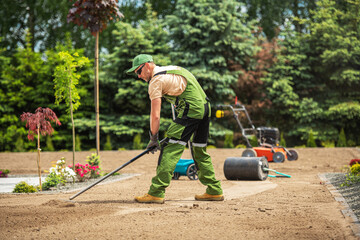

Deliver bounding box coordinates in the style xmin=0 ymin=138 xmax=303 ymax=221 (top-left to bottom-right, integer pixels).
xmin=0 ymin=169 xmax=10 ymax=177
xmin=86 ymin=153 xmax=100 ymax=166
xmin=133 ymin=133 xmax=142 ymax=150
xmin=347 ymin=139 xmax=356 ymax=147
xmin=46 ymin=135 xmax=55 ymax=151
xmin=321 ymin=140 xmax=335 ymax=148
xmin=72 ymin=163 xmax=100 ymax=181
xmin=337 ymin=128 xmax=347 ymax=147
xmin=50 ymin=157 xmax=76 ymax=183
xmin=43 ymin=157 xmax=76 ymax=190
xmin=224 ymin=133 xmax=234 ymax=148
xmin=341 ymin=163 xmax=360 ymax=187
xmin=13 ymin=181 xmax=38 ymax=193
xmin=75 ymin=134 xmax=81 ymax=151
xmin=250 ymin=135 xmax=258 ymax=147
xmin=306 ymin=131 xmax=317 ymax=147
xmin=280 ymin=132 xmax=286 ymax=147
xmin=350 ymin=159 xmax=360 ymax=166
xmin=350 ymin=163 xmax=360 ymax=175
xmin=14 ymin=136 xmax=25 ymax=152
xmin=86 ymin=153 xmax=101 ymax=178
xmin=42 ymin=173 xmax=62 ymax=190
xmin=104 ymin=135 xmax=112 ymax=150
xmin=235 ymin=144 xmax=246 ymax=149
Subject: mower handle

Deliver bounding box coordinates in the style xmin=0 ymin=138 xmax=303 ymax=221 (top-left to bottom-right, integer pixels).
xmin=216 ymin=104 xmax=255 ymax=148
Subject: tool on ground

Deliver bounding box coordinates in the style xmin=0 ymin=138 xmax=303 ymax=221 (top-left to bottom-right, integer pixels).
xmin=223 ymin=157 xmax=291 ymax=180
xmin=216 ymin=102 xmax=299 ymax=163
xmin=263 ymin=167 xmax=291 ymax=178
xmin=69 ymin=140 xmax=165 ymax=200
xmin=224 ymin=157 xmax=269 ymax=180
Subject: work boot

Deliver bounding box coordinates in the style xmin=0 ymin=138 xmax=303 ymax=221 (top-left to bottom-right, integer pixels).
xmin=134 ymin=194 xmax=164 ymax=204
xmin=195 ymin=193 xmax=224 ymax=201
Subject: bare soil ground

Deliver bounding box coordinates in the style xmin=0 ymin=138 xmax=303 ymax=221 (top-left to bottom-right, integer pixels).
xmin=0 ymin=148 xmax=359 ymax=239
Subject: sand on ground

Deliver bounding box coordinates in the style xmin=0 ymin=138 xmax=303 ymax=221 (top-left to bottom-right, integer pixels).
xmin=0 ymin=148 xmax=359 ymax=239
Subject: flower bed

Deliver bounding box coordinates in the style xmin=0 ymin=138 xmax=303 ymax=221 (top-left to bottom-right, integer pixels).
xmin=0 ymin=169 xmax=10 ymax=177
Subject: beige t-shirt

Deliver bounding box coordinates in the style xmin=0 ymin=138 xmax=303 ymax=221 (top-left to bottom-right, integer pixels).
xmin=148 ymin=66 xmax=187 ymax=101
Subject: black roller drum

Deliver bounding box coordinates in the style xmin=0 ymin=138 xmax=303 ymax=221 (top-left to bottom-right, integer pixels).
xmin=223 ymin=157 xmax=269 ymax=181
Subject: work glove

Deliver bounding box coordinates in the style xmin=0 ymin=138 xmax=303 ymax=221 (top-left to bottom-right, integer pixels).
xmin=147 ymin=131 xmax=160 ymax=154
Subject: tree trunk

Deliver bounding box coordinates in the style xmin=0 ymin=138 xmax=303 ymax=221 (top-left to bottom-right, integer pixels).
xmin=37 ymin=128 xmax=42 ymax=191
xmin=70 ymin=84 xmax=76 ymax=170
xmin=95 ymin=31 xmax=100 ymax=156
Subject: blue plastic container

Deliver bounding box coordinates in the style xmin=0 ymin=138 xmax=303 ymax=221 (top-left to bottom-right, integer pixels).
xmin=173 ymin=159 xmax=198 ymax=180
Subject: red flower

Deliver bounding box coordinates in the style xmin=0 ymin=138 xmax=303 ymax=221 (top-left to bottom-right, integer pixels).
xmin=350 ymin=159 xmax=360 ymax=166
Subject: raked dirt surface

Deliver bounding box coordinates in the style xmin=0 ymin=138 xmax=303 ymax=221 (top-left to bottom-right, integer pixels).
xmin=0 ymin=148 xmax=359 ymax=239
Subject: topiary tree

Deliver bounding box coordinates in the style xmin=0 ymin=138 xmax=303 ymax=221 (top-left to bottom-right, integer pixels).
xmin=20 ymin=107 xmax=61 ymax=190
xmin=133 ymin=133 xmax=142 ymax=150
xmin=337 ymin=128 xmax=347 ymax=147
xmin=306 ymin=130 xmax=317 ymax=147
xmin=67 ymin=0 xmax=124 ymax=155
xmin=75 ymin=134 xmax=81 ymax=151
xmin=46 ymin=135 xmax=55 ymax=151
xmin=280 ymin=132 xmax=286 ymax=147
xmin=104 ymin=135 xmax=112 ymax=150
xmin=250 ymin=135 xmax=258 ymax=147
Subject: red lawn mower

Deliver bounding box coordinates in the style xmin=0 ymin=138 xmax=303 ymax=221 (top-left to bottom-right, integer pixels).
xmin=216 ymin=103 xmax=299 ymax=163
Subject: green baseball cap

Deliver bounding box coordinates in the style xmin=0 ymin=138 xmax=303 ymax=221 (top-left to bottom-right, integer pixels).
xmin=126 ymin=54 xmax=153 ymax=74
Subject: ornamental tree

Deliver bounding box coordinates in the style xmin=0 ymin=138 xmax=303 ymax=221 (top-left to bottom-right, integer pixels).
xmin=67 ymin=0 xmax=124 ymax=155
xmin=20 ymin=107 xmax=61 ymax=190
xmin=54 ymin=51 xmax=90 ymax=169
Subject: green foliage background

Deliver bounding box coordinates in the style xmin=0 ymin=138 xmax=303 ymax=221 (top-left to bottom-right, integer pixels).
xmin=0 ymin=0 xmax=359 ymax=152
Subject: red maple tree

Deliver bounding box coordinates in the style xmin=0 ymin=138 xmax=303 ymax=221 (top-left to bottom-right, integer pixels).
xmin=67 ymin=0 xmax=123 ymax=36
xmin=20 ymin=107 xmax=61 ymax=190
xmin=21 ymin=107 xmax=61 ymax=140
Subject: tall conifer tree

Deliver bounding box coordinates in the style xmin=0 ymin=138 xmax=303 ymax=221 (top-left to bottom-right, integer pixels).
xmin=166 ymin=0 xmax=259 ymax=104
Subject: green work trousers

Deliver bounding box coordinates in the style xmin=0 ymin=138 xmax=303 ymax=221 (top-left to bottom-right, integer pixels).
xmin=148 ymin=105 xmax=223 ymax=198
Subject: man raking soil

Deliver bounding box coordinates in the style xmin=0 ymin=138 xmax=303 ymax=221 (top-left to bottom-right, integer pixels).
xmin=127 ymin=54 xmax=224 ymax=204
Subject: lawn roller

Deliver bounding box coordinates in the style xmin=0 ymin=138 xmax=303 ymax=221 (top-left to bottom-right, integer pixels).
xmin=223 ymin=157 xmax=291 ymax=180
xmin=216 ymin=103 xmax=299 ymax=163
xmin=69 ymin=140 xmax=165 ymax=200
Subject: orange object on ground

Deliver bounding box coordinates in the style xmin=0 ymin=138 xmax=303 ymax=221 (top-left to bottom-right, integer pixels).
xmin=253 ymin=147 xmax=287 ymax=162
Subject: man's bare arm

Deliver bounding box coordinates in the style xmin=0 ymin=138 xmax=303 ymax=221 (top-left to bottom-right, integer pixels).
xmin=150 ymin=98 xmax=161 ymax=135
